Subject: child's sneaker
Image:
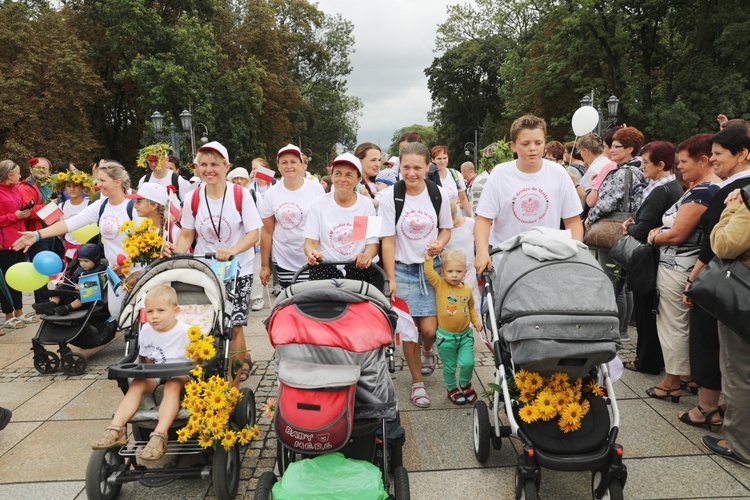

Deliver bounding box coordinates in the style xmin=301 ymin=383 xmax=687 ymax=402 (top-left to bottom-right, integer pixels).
xmin=421 ymin=347 xmax=436 ymax=376
xmin=54 ymin=304 xmax=72 ymax=316
xmin=33 ymin=302 xmax=56 ymax=315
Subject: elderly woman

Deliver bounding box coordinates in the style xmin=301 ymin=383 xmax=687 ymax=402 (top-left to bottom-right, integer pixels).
xmin=303 ymin=153 xmax=379 ymax=281
xmin=645 ymin=134 xmax=721 ymax=402
xmin=622 ymin=142 xmax=683 ymax=374
xmin=15 ymin=161 xmax=141 ymax=319
xmin=701 ymin=187 xmax=750 ymax=467
xmin=380 ymin=142 xmax=453 ymax=408
xmin=431 ymin=146 xmax=472 ymax=216
xmin=585 ymin=127 xmax=646 ymax=342
xmin=677 ymin=124 xmax=750 ymax=430
xmin=0 ymin=160 xmax=34 ymax=331
xmin=163 ymin=142 xmax=262 ymax=387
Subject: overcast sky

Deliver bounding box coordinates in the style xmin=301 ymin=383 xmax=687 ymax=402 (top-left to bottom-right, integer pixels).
xmin=314 ymin=0 xmax=466 ymax=149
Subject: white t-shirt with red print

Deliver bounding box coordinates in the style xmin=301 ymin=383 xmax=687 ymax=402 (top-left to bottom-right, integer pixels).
xmin=181 ymin=182 xmax=263 ymax=277
xmin=438 ymin=168 xmax=467 ymax=204
xmin=476 ymin=159 xmax=582 ymax=247
xmin=303 ymin=192 xmax=378 ymax=262
xmin=260 ymin=179 xmax=325 ymax=271
xmin=379 ymin=183 xmax=454 ymax=265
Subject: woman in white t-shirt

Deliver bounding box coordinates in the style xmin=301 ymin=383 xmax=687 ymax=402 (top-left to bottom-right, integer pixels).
xmin=431 ymin=145 xmax=473 ymax=216
xmin=380 ymin=142 xmax=453 ymax=408
xmin=15 ymin=161 xmax=141 ymax=318
xmin=163 ymin=142 xmax=263 ymax=387
xmin=303 ymin=153 xmax=379 ymax=282
xmin=259 ymin=144 xmax=325 ymax=288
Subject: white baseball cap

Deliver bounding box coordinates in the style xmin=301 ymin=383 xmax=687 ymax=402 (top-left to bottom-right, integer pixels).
xmin=277 ymin=144 xmax=302 ymax=159
xmin=125 ymin=182 xmax=169 ymax=206
xmin=330 ymin=152 xmax=362 ymax=176
xmin=198 ymin=141 xmax=229 ymax=163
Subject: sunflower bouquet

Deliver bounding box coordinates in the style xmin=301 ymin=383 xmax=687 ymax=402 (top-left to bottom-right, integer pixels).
xmin=514 ymin=370 xmax=605 ymax=433
xmin=136 ymin=143 xmax=172 ymax=169
xmin=118 ymin=218 xmax=164 ymax=274
xmin=177 ymin=326 xmax=260 ymax=450
xmin=50 ymin=170 xmax=96 ymax=197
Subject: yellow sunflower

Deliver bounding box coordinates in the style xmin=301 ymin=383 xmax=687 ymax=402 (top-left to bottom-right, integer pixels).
xmin=518 ymin=404 xmax=541 ymax=424
xmin=533 ymin=390 xmax=557 ymax=421
xmin=198 ymin=434 xmax=214 ymax=449
xmin=221 ymin=430 xmax=236 ymax=451
xmin=559 ymin=416 xmax=582 ymax=433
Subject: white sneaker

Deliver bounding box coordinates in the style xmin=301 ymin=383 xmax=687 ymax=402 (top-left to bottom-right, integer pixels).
xmin=251 ymin=298 xmax=264 ymax=311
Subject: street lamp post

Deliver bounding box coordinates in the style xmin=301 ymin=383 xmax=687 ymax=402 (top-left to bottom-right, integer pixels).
xmin=150 ymin=109 xmax=209 ymax=160
xmin=579 ymin=92 xmax=619 ymax=136
xmin=463 ymin=129 xmax=479 ymax=169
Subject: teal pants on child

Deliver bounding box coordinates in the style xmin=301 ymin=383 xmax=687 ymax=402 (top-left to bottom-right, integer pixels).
xmin=436 ymin=326 xmax=475 ymax=390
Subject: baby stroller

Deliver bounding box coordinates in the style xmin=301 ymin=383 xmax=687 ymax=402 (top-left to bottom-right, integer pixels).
xmin=472 ymin=246 xmax=627 ymax=500
xmin=31 ymin=257 xmax=116 ymax=375
xmin=255 ymin=262 xmax=410 ymax=499
xmin=85 ymin=255 xmax=256 ymax=500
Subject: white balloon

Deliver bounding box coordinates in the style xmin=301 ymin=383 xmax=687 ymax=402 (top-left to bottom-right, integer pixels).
xmin=572 ymin=106 xmax=600 ymax=136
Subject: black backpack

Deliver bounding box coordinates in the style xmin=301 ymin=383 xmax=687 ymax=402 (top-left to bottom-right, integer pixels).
xmin=393 ymin=179 xmax=445 ymax=228
xmin=142 ymin=171 xmax=182 ymax=200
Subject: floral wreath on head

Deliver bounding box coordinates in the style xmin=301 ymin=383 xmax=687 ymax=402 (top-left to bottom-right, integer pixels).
xmin=51 ymin=170 xmax=96 ymax=197
xmin=136 ymin=143 xmax=172 ymax=170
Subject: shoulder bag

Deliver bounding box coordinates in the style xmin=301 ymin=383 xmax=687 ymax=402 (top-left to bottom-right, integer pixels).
xmin=685 ymin=256 xmax=750 ymax=344
xmin=583 ymin=169 xmax=635 ymax=250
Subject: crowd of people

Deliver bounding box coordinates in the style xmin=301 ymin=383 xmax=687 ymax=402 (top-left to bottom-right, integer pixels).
xmin=1 ymin=112 xmax=748 ymax=468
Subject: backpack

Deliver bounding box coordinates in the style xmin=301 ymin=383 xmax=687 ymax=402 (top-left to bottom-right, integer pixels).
xmin=190 ymin=183 xmax=245 ymax=217
xmin=427 ymin=166 xmax=460 ymax=189
xmin=569 ymin=163 xmax=587 ymax=178
xmin=98 ymin=198 xmax=135 ymax=220
xmin=143 ymin=171 xmax=181 ymax=200
xmin=393 ymin=179 xmax=445 ymax=228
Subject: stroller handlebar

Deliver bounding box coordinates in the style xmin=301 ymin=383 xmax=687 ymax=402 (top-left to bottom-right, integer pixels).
xmin=293 ymin=260 xmax=390 ymax=297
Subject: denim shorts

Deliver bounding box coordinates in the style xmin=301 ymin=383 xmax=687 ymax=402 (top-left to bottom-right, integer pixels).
xmin=394 ymin=258 xmax=441 ymax=318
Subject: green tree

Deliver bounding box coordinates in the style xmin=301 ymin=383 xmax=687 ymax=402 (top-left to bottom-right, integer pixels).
xmin=387 ymin=125 xmax=438 ymax=157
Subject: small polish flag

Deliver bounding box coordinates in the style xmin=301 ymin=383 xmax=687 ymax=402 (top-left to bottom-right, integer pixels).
xmin=254 ymin=166 xmax=276 ymax=183
xmin=391 ymin=296 xmax=417 ymax=346
xmin=168 ymin=193 xmax=181 ymax=221
xmin=37 ymin=201 xmax=64 ymax=225
xmin=350 ymin=216 xmax=382 ymax=242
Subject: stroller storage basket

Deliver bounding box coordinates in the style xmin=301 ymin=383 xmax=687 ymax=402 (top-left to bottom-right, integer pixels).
xmin=276 ymin=359 xmax=360 ymax=454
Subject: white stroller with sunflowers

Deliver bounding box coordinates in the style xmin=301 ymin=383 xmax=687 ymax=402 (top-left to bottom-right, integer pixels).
xmin=472 ymin=245 xmax=628 ymax=500
xmin=85 ymin=255 xmax=256 ymax=500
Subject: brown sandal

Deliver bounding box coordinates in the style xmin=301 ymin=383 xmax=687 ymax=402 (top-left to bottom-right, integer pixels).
xmin=139 ymin=431 xmax=168 ymax=460
xmin=92 ymin=426 xmax=127 ymax=449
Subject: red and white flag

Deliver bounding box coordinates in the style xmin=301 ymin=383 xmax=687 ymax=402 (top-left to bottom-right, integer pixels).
xmin=350 ymin=215 xmax=382 ymax=242
xmin=168 ymin=193 xmax=181 ymax=222
xmin=254 ymin=166 xmax=276 ymax=183
xmin=37 ymin=201 xmax=64 ymax=225
xmin=391 ymin=296 xmax=417 ymax=346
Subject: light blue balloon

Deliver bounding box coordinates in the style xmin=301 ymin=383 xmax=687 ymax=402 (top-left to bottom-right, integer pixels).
xmin=32 ymin=250 xmax=63 ymax=276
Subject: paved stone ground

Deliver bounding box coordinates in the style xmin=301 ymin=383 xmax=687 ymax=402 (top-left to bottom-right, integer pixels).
xmin=1 ymin=290 xmax=749 ymax=499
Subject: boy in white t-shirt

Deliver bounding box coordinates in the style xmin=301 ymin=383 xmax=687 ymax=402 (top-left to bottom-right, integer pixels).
xmin=92 ymin=285 xmax=190 ymax=461
xmin=475 ymin=114 xmax=584 ymax=273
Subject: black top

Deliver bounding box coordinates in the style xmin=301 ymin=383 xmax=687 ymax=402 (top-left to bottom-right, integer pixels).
xmin=627 ymin=180 xmax=684 ymax=242
xmin=697 ymin=176 xmax=750 ymax=264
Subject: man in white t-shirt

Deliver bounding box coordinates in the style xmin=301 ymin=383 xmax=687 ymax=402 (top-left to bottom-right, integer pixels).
xmin=138 ymin=153 xmax=191 ymax=203
xmin=475 ymin=115 xmax=583 ymax=273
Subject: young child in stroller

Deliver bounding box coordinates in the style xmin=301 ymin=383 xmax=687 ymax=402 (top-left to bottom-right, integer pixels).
xmin=32 ymin=243 xmax=106 ymax=316
xmin=92 ymin=284 xmax=190 ymax=461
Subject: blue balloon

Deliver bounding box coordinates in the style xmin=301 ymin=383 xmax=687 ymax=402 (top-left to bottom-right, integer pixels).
xmin=32 ymin=250 xmax=63 ymax=276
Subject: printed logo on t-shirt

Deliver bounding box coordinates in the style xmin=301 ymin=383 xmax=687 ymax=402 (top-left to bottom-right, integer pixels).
xmin=99 ymin=213 xmax=121 ymax=241
xmin=197 ymin=215 xmax=234 ymax=244
xmin=328 ymin=223 xmax=354 ymax=256
xmin=276 ymin=202 xmax=304 ymax=230
xmin=511 ymin=187 xmax=550 ymax=224
xmin=400 ymin=209 xmax=436 ymax=241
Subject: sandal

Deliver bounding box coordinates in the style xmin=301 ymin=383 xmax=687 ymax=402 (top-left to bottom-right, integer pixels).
xmin=420 ymin=347 xmax=436 ymax=376
xmin=92 ymin=426 xmax=127 ymax=449
xmin=16 ymin=312 xmax=39 ymax=324
xmin=460 ymin=382 xmax=478 ymax=404
xmin=447 ymin=388 xmax=466 ymax=405
xmin=678 ymin=405 xmax=724 ymax=432
xmin=238 ymin=355 xmax=253 ymax=382
xmin=680 ymin=379 xmax=699 ymax=395
xmin=1 ymin=317 xmax=26 ymax=330
xmin=646 ymin=386 xmax=682 ymax=403
xmin=411 ymin=382 xmax=431 ymax=408
xmin=139 ymin=431 xmax=168 ymax=460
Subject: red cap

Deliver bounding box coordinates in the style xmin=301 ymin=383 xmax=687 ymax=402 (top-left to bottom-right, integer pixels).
xmin=146 ymin=155 xmax=159 ymax=161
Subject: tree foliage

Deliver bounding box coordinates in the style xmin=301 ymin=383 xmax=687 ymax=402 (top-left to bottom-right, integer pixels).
xmin=387 ymin=124 xmax=438 ymax=157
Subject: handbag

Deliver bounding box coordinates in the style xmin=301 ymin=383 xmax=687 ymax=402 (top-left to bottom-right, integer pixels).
xmin=626 ymin=243 xmax=659 ymax=294
xmin=609 ymin=234 xmax=644 ymax=269
xmin=685 ymin=256 xmax=750 ymax=344
xmin=584 ymin=169 xmax=634 ymax=250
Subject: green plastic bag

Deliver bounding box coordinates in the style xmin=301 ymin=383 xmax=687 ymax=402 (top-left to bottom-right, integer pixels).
xmin=272 ymin=452 xmax=389 ymax=500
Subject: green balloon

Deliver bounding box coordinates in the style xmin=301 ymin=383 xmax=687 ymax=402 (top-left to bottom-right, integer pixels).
xmin=6 ymin=262 xmax=50 ymax=292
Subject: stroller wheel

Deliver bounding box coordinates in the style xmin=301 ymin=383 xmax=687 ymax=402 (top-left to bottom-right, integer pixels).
xmin=34 ymin=351 xmax=60 ymax=375
xmin=473 ymin=400 xmax=491 ymax=463
xmin=213 ymin=444 xmax=240 ymax=499
xmin=85 ymin=448 xmax=123 ymax=500
xmin=61 ymin=352 xmax=87 ymax=375
xmin=254 ymin=471 xmax=277 ymax=500
xmin=591 ymin=472 xmax=624 ymax=500
xmin=233 ymin=387 xmax=256 ymax=430
xmin=514 ymin=469 xmax=540 ymax=500
xmin=392 ymin=466 xmax=410 ymax=499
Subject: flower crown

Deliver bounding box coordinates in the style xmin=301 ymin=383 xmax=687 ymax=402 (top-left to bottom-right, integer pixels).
xmin=136 ymin=143 xmax=172 ymax=169
xmin=51 ymin=171 xmax=95 ymax=195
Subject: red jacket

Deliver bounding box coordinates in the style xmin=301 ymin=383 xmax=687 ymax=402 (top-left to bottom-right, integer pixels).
xmin=0 ymin=182 xmax=27 ymax=250
xmin=17 ymin=176 xmax=44 ymax=232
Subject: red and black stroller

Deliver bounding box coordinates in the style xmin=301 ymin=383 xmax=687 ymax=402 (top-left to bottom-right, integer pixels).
xmin=257 ymin=262 xmax=410 ymax=499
